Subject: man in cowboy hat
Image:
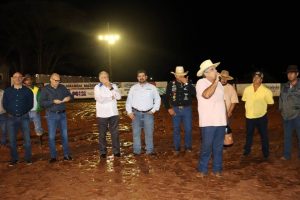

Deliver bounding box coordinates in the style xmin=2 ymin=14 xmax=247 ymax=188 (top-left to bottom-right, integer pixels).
xmin=195 ymin=59 xmax=226 ymax=177
xmin=242 ymin=71 xmax=274 ymax=160
xmin=279 ymin=65 xmax=300 ymax=160
xmin=220 ymin=70 xmax=239 ymax=147
xmin=163 ymin=66 xmax=196 ymax=155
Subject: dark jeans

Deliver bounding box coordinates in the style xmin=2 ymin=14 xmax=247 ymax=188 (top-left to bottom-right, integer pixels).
xmin=198 ymin=126 xmax=226 ymax=174
xmin=172 ymin=106 xmax=192 ymax=151
xmin=46 ymin=112 xmax=70 ymax=158
xmin=244 ymin=114 xmax=269 ymax=158
xmin=283 ymin=115 xmax=300 ymax=159
xmin=0 ymin=113 xmax=7 ymax=145
xmin=7 ymin=113 xmax=32 ymax=162
xmin=97 ymin=115 xmax=120 ymax=155
xmin=226 ymin=124 xmax=232 ymax=134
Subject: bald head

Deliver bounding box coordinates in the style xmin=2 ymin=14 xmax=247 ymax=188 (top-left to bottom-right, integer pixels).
xmin=50 ymin=73 xmax=61 ymax=88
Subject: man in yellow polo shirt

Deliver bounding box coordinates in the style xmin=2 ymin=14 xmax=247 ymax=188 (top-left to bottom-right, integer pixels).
xmin=242 ymin=71 xmax=274 ymax=159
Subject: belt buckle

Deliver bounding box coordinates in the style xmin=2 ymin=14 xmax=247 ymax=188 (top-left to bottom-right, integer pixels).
xmin=178 ymin=106 xmax=184 ymax=109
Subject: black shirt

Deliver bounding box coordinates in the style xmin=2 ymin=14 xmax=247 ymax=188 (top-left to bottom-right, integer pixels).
xmin=40 ymin=84 xmax=73 ymax=112
xmin=163 ymin=80 xmax=196 ymax=109
xmin=3 ymin=86 xmax=33 ymax=116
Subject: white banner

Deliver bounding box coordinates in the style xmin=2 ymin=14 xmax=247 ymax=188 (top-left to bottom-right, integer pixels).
xmin=53 ymin=81 xmax=168 ymax=99
xmin=236 ymin=83 xmax=281 ymax=96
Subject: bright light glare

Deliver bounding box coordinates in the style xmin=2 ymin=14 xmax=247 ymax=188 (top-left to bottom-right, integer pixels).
xmin=98 ymin=34 xmax=120 ymax=45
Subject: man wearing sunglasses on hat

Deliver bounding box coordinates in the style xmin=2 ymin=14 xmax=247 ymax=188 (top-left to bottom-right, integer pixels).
xmin=40 ymin=73 xmax=74 ymax=163
xmin=242 ymin=71 xmax=274 ymax=160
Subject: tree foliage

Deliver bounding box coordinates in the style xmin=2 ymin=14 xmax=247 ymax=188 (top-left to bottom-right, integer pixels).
xmin=0 ymin=0 xmax=85 ymax=74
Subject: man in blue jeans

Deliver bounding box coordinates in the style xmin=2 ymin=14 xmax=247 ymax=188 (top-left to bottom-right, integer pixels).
xmin=3 ymin=72 xmax=33 ymax=166
xmin=279 ymin=65 xmax=300 ymax=160
xmin=126 ymin=70 xmax=161 ymax=155
xmin=196 ymin=59 xmax=226 ymax=178
xmin=0 ymin=86 xmax=7 ymax=146
xmin=23 ymin=74 xmax=44 ymax=144
xmin=163 ymin=66 xmax=196 ymax=155
xmin=40 ymin=73 xmax=73 ymax=163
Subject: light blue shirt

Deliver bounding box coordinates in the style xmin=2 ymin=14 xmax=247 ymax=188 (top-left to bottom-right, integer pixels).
xmin=126 ymin=82 xmax=161 ymax=114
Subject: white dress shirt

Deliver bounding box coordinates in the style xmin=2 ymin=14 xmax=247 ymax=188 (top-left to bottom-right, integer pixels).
xmin=126 ymin=82 xmax=161 ymax=114
xmin=94 ymin=83 xmax=121 ymax=118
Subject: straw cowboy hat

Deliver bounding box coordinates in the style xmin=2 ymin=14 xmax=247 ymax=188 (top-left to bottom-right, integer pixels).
xmin=197 ymin=59 xmax=220 ymax=77
xmin=171 ymin=66 xmax=188 ymax=76
xmin=220 ymin=70 xmax=234 ymax=80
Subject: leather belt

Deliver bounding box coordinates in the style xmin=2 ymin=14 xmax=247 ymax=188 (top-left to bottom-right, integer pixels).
xmin=7 ymin=113 xmax=25 ymax=117
xmin=132 ymin=107 xmax=152 ymax=113
xmin=50 ymin=110 xmax=66 ymax=114
xmin=174 ymin=105 xmax=190 ymax=109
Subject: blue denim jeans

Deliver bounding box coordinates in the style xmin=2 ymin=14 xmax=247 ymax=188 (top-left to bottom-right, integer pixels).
xmin=29 ymin=111 xmax=44 ymax=136
xmin=244 ymin=114 xmax=269 ymax=158
xmin=7 ymin=113 xmax=32 ymax=162
xmin=46 ymin=112 xmax=70 ymax=158
xmin=172 ymin=106 xmax=192 ymax=151
xmin=0 ymin=113 xmax=7 ymax=145
xmin=132 ymin=111 xmax=154 ymax=154
xmin=198 ymin=126 xmax=225 ymax=174
xmin=283 ymin=115 xmax=300 ymax=159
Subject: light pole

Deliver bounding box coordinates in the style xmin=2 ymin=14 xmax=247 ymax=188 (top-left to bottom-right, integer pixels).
xmin=98 ymin=30 xmax=120 ymax=81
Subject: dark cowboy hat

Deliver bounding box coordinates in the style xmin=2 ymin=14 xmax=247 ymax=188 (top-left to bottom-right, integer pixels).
xmin=286 ymin=65 xmax=299 ymax=73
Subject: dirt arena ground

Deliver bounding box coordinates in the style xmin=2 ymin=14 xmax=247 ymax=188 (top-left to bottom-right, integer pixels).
xmin=0 ymin=97 xmax=299 ymax=200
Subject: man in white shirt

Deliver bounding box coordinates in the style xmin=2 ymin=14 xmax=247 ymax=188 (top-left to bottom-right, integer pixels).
xmin=126 ymin=70 xmax=161 ymax=155
xmin=94 ymin=71 xmax=121 ymax=158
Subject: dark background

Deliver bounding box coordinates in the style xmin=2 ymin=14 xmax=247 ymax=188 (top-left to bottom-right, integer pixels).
xmin=0 ymin=0 xmax=299 ymax=83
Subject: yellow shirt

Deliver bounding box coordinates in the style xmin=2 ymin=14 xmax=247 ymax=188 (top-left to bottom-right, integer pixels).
xmin=242 ymin=84 xmax=274 ymax=119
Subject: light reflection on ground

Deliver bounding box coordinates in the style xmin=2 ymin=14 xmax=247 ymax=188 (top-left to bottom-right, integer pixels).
xmin=0 ymin=98 xmax=300 ymax=199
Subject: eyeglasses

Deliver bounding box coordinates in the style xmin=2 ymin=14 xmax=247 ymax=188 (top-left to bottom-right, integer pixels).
xmin=52 ymin=78 xmax=61 ymax=83
xmin=204 ymin=67 xmax=216 ymax=73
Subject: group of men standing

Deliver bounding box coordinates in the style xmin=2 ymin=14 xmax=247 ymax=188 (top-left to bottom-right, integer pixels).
xmin=0 ymin=61 xmax=299 ymax=175
xmin=94 ymin=70 xmax=161 ymax=158
xmin=1 ymin=72 xmax=73 ymax=166
xmin=94 ymin=60 xmax=300 ymax=178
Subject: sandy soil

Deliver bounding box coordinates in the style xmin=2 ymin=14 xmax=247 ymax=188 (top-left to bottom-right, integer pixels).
xmin=0 ymin=97 xmax=300 ymax=200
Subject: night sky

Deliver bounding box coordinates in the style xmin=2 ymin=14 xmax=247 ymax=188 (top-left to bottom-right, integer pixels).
xmin=0 ymin=0 xmax=299 ymax=83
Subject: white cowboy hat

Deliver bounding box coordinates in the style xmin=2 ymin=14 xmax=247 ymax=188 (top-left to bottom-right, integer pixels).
xmin=171 ymin=66 xmax=188 ymax=76
xmin=220 ymin=70 xmax=234 ymax=80
xmin=196 ymin=59 xmax=220 ymax=77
